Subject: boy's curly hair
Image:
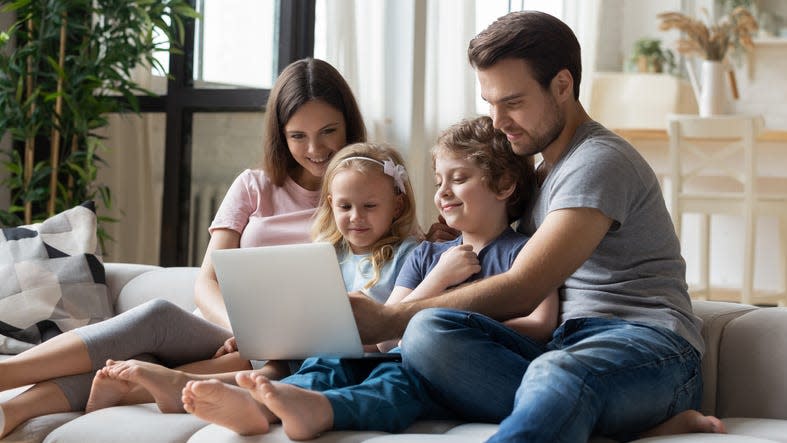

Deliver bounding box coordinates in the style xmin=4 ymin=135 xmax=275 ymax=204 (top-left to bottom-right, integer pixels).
xmin=432 ymin=116 xmax=536 ymax=222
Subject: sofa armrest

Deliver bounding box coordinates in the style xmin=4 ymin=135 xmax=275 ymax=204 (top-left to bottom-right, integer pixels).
xmin=114 ymin=267 xmax=200 ymax=314
xmin=717 ymin=306 xmax=787 ymax=420
xmin=691 ymin=300 xmax=757 ymax=416
xmin=104 ymin=262 xmax=163 ymax=308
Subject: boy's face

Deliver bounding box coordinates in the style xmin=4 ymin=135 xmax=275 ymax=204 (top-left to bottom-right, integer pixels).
xmin=477 ymin=58 xmax=565 ymax=157
xmin=433 ymin=153 xmax=508 ymax=235
xmin=329 ymin=168 xmax=403 ymax=254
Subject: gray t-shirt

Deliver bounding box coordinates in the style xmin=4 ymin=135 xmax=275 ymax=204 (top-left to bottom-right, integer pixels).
xmin=519 ymin=121 xmax=704 ymax=354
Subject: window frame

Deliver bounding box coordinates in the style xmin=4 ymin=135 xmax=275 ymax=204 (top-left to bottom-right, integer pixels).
xmin=142 ymin=0 xmax=315 ymax=266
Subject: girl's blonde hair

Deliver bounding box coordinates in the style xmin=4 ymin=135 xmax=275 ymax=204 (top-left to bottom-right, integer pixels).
xmin=312 ymin=143 xmax=418 ymax=289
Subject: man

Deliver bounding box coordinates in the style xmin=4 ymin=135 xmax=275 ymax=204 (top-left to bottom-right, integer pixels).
xmin=350 ymin=11 xmax=716 ymax=442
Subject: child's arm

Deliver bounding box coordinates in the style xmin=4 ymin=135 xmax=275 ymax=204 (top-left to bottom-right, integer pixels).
xmin=502 ymin=289 xmax=559 ymax=343
xmin=388 ymin=244 xmax=480 ymax=305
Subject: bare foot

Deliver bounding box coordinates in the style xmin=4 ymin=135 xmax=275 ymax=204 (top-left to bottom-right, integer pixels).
xmin=85 ymin=364 xmax=134 ymax=413
xmin=105 ymin=359 xmax=189 ymax=413
xmin=252 ymin=375 xmax=334 ymax=441
xmin=642 ymin=410 xmax=726 ymax=437
xmin=182 ymin=380 xmax=273 ymax=436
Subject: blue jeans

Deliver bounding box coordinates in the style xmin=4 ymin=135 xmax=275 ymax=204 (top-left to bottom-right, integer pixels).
xmin=281 ymin=352 xmax=451 ymax=432
xmin=401 ymin=308 xmax=703 ymax=443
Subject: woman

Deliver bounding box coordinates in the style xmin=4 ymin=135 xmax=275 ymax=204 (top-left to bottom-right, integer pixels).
xmin=0 ymin=57 xmax=366 ymax=438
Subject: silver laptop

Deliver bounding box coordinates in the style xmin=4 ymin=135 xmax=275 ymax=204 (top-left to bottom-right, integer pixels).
xmin=212 ymin=242 xmax=400 ymax=361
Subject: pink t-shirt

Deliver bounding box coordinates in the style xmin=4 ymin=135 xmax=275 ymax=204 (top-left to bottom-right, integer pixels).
xmin=209 ymin=169 xmax=320 ymax=248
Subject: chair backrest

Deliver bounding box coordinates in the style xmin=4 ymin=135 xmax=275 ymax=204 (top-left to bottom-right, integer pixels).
xmin=666 ymin=114 xmax=763 ymax=224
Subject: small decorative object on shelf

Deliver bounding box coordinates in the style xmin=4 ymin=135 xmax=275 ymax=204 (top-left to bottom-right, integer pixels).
xmin=658 ymin=7 xmax=758 ymax=116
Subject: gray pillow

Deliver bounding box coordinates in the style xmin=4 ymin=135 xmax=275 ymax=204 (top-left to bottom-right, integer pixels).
xmin=0 ymin=201 xmax=111 ymax=350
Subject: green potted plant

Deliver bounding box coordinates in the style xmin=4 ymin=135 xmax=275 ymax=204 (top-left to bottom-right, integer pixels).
xmin=0 ymin=0 xmax=197 ymax=249
xmin=628 ymin=37 xmax=676 ymax=74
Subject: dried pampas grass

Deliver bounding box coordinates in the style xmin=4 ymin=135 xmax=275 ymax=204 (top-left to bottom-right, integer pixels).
xmin=658 ymin=7 xmax=758 ymax=61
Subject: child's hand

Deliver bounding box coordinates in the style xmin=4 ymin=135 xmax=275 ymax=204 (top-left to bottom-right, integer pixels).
xmin=430 ymin=244 xmax=481 ymax=289
xmin=213 ymin=336 xmax=238 ymax=358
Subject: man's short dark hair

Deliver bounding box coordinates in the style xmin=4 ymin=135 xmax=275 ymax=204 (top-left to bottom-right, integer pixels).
xmin=468 ymin=11 xmax=582 ymax=100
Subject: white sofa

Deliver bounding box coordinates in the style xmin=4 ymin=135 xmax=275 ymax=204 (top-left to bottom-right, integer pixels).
xmin=2 ymin=262 xmax=787 ymax=443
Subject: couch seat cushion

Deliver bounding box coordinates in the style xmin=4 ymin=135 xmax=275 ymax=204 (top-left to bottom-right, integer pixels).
xmin=42 ymin=404 xmax=208 ymax=443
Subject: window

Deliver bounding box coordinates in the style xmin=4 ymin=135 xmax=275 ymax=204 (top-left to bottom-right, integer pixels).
xmin=142 ymin=0 xmax=316 ymax=266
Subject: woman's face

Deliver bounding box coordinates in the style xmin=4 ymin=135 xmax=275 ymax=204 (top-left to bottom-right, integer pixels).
xmin=284 ymin=100 xmax=347 ymax=191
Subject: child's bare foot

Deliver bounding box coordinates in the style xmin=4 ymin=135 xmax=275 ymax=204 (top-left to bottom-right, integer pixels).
xmin=104 ymin=359 xmax=189 ymax=413
xmin=182 ymin=380 xmax=274 ymax=436
xmin=252 ymin=376 xmax=334 ymax=441
xmin=642 ymin=410 xmax=726 ymax=437
xmin=85 ymin=364 xmax=134 ymax=413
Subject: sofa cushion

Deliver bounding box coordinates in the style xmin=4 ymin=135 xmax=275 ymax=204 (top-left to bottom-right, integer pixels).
xmin=0 ymin=202 xmax=110 ymax=348
xmin=103 ymin=263 xmax=162 ymax=309
xmin=114 ymin=267 xmax=199 ymax=314
xmin=722 ymin=418 xmax=787 ymax=442
xmin=42 ymin=404 xmax=209 ymax=443
xmin=1 ymin=412 xmax=81 ymax=443
xmin=188 ymin=424 xmax=387 ymax=443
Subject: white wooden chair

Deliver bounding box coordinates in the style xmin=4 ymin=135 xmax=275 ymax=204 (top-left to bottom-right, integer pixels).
xmin=667 ymin=114 xmax=787 ymax=306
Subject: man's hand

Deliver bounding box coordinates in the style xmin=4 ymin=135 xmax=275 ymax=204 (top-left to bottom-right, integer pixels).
xmin=349 ymin=291 xmax=404 ymax=344
xmin=429 ymin=244 xmax=481 ymax=289
xmin=425 ymin=215 xmax=460 ymax=242
xmin=213 ymin=336 xmax=238 ymax=358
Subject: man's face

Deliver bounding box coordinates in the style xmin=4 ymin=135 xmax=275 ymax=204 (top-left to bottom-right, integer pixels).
xmin=477 ymin=58 xmax=565 ymax=157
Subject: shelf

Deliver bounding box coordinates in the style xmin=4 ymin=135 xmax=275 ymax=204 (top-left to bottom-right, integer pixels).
xmin=753 ymin=37 xmax=787 ymax=47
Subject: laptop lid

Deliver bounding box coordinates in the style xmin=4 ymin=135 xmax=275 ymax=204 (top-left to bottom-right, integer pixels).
xmin=212 ymin=242 xmax=366 ymax=360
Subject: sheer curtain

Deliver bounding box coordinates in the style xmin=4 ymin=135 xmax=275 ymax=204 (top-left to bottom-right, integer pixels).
xmin=315 ymin=0 xmax=602 ymax=229
xmin=95 ymin=65 xmax=164 ymax=265
xmin=315 ymin=0 xmax=478 ymax=229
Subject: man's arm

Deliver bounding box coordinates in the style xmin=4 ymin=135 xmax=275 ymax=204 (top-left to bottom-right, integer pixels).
xmin=194 ymin=228 xmax=241 ymax=329
xmin=351 ymin=207 xmax=614 ymax=344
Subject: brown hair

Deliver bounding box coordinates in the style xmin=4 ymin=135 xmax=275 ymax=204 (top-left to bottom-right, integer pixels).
xmin=312 ymin=143 xmax=419 ymax=289
xmin=262 ymin=58 xmax=367 ymax=185
xmin=433 ymin=116 xmax=535 ymax=222
xmin=468 ymin=11 xmax=582 ymax=100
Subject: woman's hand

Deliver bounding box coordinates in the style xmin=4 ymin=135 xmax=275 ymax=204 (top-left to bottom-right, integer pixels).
xmin=425 ymin=215 xmax=460 ymax=242
xmin=213 ymin=336 xmax=238 ymax=358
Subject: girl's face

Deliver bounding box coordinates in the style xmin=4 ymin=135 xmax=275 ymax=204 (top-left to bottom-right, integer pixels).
xmin=284 ymin=100 xmax=347 ymax=191
xmin=329 ymin=168 xmax=403 ymax=254
xmin=433 ymin=153 xmax=507 ymax=235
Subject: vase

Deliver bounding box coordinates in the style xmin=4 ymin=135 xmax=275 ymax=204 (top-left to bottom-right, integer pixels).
xmin=686 ymin=60 xmax=729 ymax=117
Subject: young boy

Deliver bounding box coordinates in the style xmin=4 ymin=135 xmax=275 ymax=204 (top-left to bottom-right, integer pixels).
xmin=179 ymin=116 xmax=559 ymax=439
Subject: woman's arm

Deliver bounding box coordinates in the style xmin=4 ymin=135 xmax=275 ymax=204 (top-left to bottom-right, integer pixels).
xmin=194 ymin=228 xmax=241 ymax=329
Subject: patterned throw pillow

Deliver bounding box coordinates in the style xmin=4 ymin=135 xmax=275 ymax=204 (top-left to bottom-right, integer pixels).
xmin=0 ymin=201 xmax=112 ymax=351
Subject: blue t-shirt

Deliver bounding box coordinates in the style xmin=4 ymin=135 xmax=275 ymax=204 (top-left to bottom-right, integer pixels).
xmin=395 ymin=228 xmax=528 ymax=290
xmin=337 ymin=237 xmax=419 ymax=304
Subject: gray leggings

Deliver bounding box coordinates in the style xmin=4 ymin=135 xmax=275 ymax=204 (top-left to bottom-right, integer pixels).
xmin=52 ymin=299 xmax=232 ymax=410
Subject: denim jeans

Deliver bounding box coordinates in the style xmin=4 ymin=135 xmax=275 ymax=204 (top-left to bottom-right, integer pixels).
xmin=282 ymin=352 xmax=451 ymax=432
xmin=401 ymin=308 xmax=703 ymax=443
